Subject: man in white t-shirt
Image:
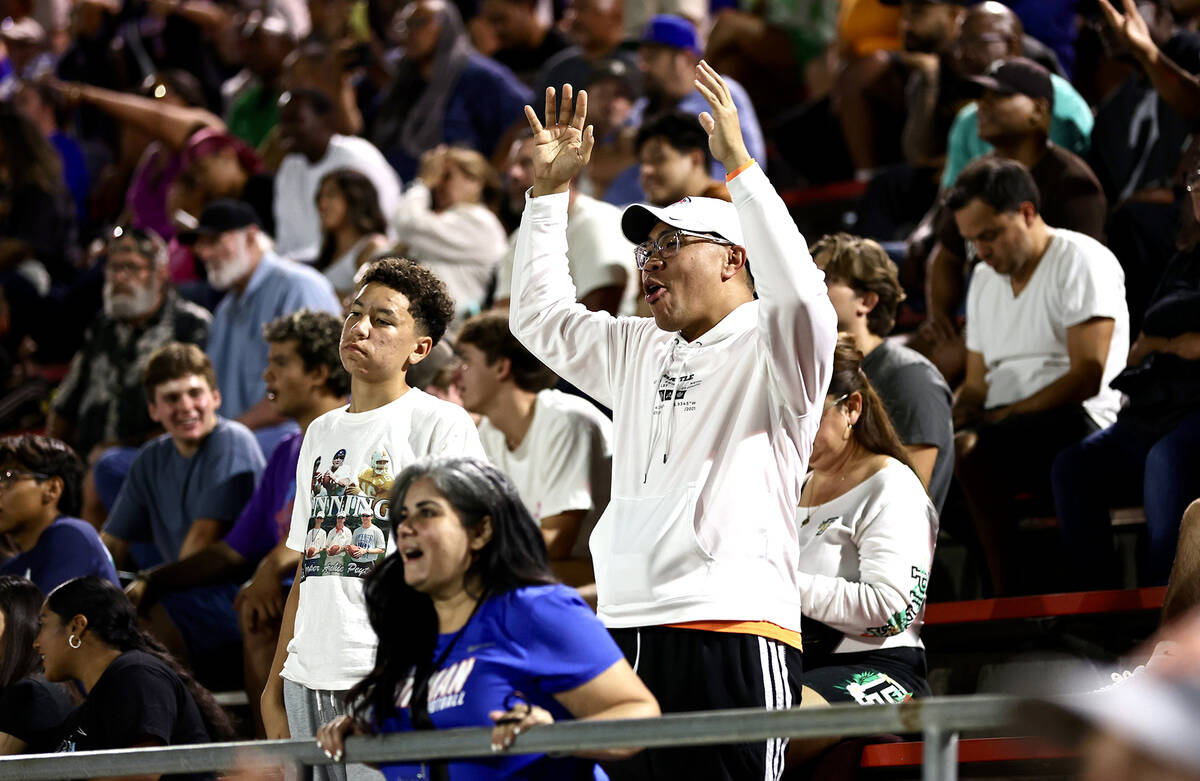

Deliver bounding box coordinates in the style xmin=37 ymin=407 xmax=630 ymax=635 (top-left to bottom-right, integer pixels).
xmin=455 ymin=311 xmax=612 ymax=589
xmin=493 ymin=132 xmax=635 ymax=315
xmin=947 ymin=157 xmax=1129 ymax=596
xmin=324 ymin=514 xmax=353 ymax=555
xmin=261 ymin=257 xmax=484 ymax=781
xmin=273 ymin=88 xmax=401 ymax=263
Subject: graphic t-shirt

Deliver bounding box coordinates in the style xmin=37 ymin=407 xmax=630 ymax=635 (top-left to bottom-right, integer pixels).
xmin=796 ymin=460 xmax=938 ymax=658
xmin=55 ymin=651 xmax=213 ymax=781
xmin=376 ymin=585 xmax=619 ymax=781
xmin=283 ymin=389 xmax=485 ymax=690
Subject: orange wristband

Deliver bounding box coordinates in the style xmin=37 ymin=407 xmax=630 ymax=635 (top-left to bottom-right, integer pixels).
xmin=725 ymin=159 xmax=756 ymax=181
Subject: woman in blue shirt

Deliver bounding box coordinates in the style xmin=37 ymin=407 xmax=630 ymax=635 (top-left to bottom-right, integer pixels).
xmin=316 ymin=457 xmax=658 ymax=780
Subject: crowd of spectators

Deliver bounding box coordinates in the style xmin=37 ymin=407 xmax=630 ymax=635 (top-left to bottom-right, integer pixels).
xmin=0 ymin=0 xmax=1197 ymax=778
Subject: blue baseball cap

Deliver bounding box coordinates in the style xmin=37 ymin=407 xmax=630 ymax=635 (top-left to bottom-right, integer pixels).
xmin=641 ymin=14 xmax=699 ymax=54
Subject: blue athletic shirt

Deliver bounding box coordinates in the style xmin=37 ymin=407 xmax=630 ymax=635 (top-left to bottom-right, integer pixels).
xmin=376 ymin=584 xmax=621 ymax=781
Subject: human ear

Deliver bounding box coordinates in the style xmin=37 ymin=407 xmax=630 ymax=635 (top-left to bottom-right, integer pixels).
xmin=470 ymin=516 xmax=494 ymax=551
xmin=858 ymin=290 xmax=879 ymax=316
xmin=844 ymin=391 xmax=864 ymax=426
xmin=42 ymin=476 xmax=63 ymax=507
xmin=721 ymin=245 xmax=749 ymax=282
xmin=407 ymin=335 xmax=435 ymax=366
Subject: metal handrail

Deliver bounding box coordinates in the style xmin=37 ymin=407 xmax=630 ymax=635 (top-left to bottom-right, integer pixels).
xmin=0 ymin=695 xmax=1022 ymax=781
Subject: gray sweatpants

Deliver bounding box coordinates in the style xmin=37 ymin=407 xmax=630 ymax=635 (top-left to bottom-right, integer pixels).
xmin=283 ymin=678 xmax=384 ymax=781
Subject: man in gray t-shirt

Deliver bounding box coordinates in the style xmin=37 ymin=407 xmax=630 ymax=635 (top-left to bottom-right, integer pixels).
xmin=348 ymin=510 xmax=386 ymax=564
xmin=812 ymin=234 xmax=954 ymax=511
xmin=103 ymin=343 xmax=266 ymax=660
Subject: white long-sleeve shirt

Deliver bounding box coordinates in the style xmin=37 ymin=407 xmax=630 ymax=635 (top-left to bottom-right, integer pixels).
xmin=509 ymin=163 xmax=838 ymax=632
xmin=393 ymin=182 xmax=509 ymax=317
xmin=797 ymin=459 xmax=939 ymax=654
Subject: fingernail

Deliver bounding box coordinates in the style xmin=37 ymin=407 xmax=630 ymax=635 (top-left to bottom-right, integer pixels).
xmin=491 ymin=743 xmax=500 ymax=753
xmin=324 ymin=750 xmax=332 ymax=759
xmin=513 ymin=727 xmax=522 ymax=736
xmin=334 ymin=751 xmax=343 ymax=762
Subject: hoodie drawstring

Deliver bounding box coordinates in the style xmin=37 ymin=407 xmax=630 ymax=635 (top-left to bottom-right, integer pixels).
xmin=643 ymin=339 xmax=691 ymax=482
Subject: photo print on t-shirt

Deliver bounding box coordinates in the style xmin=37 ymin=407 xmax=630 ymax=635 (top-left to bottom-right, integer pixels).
xmin=301 ymin=446 xmax=394 ymax=581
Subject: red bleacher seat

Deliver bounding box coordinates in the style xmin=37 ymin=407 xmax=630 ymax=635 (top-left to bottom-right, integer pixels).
xmin=924 ymin=586 xmax=1166 ymax=625
xmin=860 ymin=736 xmax=1072 ymax=769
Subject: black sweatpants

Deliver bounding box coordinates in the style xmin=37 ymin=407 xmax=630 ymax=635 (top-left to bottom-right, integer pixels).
xmin=603 ymin=626 xmax=803 ymax=781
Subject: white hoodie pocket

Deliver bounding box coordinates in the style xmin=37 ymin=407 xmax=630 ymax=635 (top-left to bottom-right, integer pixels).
xmin=590 ymin=483 xmax=714 ymax=608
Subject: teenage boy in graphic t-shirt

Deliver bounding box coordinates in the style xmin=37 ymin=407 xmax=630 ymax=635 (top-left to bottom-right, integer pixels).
xmin=261 ymin=258 xmax=485 ymax=781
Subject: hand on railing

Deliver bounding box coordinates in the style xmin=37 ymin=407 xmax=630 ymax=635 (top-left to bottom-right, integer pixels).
xmin=317 ymin=714 xmax=367 ymax=763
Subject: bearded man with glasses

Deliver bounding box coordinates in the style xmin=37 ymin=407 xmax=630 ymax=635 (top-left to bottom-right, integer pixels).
xmin=509 ymin=64 xmax=837 ymax=781
xmin=47 ymin=227 xmax=211 ymax=527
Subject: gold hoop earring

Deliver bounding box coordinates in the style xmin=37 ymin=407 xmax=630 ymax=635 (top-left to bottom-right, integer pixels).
xmin=68 ymin=634 xmax=81 ymax=649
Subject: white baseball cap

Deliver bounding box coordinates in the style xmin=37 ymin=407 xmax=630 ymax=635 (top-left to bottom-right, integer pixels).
xmin=621 ymin=196 xmax=745 ymax=247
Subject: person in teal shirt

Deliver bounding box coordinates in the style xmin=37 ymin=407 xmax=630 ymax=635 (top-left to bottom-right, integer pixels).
xmin=941 ymin=62 xmax=1092 ymax=191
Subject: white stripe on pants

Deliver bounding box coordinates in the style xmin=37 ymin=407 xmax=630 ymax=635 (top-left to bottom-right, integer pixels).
xmin=757 ymin=636 xmax=792 ymax=781
xmin=283 ymin=678 xmax=384 ymax=781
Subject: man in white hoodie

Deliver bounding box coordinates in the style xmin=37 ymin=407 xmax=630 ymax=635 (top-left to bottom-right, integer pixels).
xmin=509 ymin=65 xmax=837 ymax=781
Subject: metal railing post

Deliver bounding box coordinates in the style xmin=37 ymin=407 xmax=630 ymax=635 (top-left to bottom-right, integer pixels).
xmin=922 ymin=724 xmax=959 ymax=781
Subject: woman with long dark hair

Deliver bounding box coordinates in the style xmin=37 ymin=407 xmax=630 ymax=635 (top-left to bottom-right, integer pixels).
xmin=34 ymin=576 xmax=233 ymax=780
xmin=795 ymin=335 xmax=939 ymax=707
xmin=314 ymin=169 xmax=390 ymax=297
xmin=0 ymin=577 xmax=74 ymax=754
xmin=316 ymin=457 xmax=658 ymax=780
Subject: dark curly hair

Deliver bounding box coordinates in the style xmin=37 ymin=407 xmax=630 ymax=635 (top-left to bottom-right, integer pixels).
xmin=0 ymin=434 xmax=85 ymax=516
xmin=456 ymin=311 xmax=556 ymax=393
xmin=359 ymin=257 xmax=456 ymax=346
xmin=263 ymin=309 xmax=351 ymax=396
xmin=46 ymin=577 xmax=234 ymax=741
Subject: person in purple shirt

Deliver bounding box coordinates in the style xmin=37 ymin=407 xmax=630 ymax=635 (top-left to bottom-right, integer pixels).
xmin=0 ymin=435 xmax=118 ymax=594
xmin=129 ymin=310 xmax=349 ymax=736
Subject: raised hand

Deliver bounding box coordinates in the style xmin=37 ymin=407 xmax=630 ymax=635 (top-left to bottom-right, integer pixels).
xmin=524 ymin=84 xmax=595 ymax=197
xmin=693 ymin=60 xmax=752 ymax=174
xmin=1097 ymin=0 xmax=1156 ymax=62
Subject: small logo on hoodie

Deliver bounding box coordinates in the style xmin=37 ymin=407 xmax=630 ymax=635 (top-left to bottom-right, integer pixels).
xmin=654 ymin=373 xmax=702 ymax=410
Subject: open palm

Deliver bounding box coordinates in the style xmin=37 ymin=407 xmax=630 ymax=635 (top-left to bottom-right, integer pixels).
xmin=525 ymin=85 xmax=595 ymax=196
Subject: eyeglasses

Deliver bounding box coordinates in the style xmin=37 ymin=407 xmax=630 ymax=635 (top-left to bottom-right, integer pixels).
xmin=634 ymin=229 xmax=732 ymax=270
xmin=823 ymin=393 xmax=849 ymax=413
xmin=0 ymin=469 xmax=49 ymax=488
xmin=106 ymin=260 xmax=153 ymax=277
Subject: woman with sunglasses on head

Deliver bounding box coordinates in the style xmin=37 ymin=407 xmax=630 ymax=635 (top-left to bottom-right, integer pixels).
xmin=794 ymin=335 xmax=938 ymax=714
xmin=0 ymin=435 xmax=118 ymax=595
xmin=316 ymin=457 xmax=658 ymax=780
xmin=34 ymin=576 xmax=233 ymax=779
xmin=0 ymin=577 xmax=74 ymax=755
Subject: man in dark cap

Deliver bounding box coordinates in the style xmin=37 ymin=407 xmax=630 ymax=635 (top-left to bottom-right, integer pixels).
xmin=180 ymin=199 xmax=339 ymax=451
